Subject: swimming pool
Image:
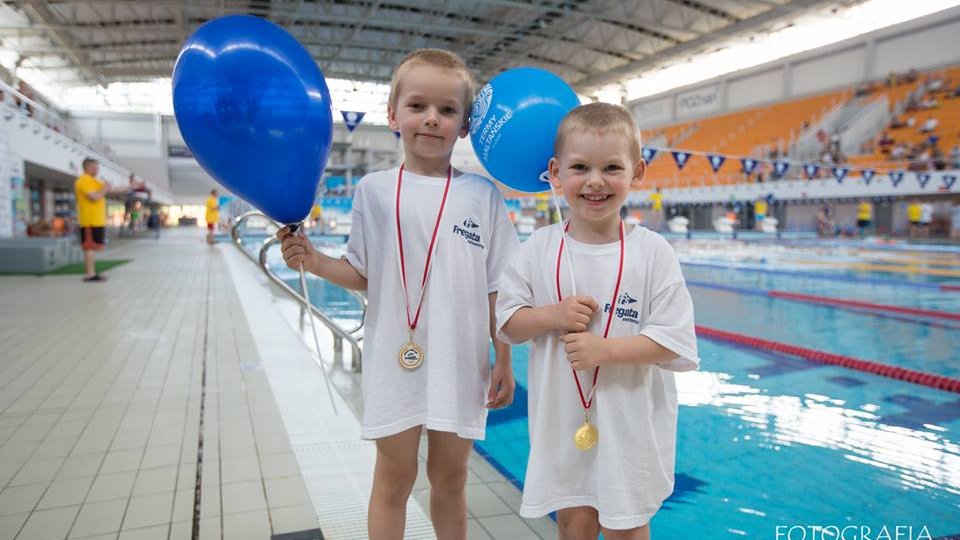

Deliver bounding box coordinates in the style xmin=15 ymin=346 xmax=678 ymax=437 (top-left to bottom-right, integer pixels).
xmin=240 ymin=232 xmax=960 ymax=538
xmin=480 ymin=339 xmax=960 ymax=538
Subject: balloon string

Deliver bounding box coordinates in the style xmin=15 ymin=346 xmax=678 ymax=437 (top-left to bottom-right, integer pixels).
xmin=549 ymin=184 xmax=576 ymax=296
xmin=298 ymin=256 xmax=339 ymax=415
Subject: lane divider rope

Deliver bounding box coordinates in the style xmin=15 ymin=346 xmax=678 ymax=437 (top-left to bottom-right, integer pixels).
xmin=686 ymin=280 xmax=960 ymax=325
xmin=682 ymin=261 xmax=960 ymax=291
xmin=695 ymin=325 xmax=960 ymax=394
xmin=766 ymin=290 xmax=960 ymax=321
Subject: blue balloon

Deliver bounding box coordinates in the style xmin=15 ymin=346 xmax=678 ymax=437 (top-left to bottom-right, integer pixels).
xmin=469 ymin=67 xmax=580 ymax=193
xmin=173 ymin=15 xmax=333 ymax=225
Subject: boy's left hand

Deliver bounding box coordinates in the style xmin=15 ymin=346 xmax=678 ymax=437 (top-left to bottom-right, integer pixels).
xmin=563 ymin=332 xmax=612 ymax=370
xmin=487 ymin=360 xmax=515 ymax=409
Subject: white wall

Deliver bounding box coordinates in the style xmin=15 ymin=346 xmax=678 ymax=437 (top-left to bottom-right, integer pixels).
xmin=791 ymin=45 xmax=866 ymax=96
xmin=631 ymin=6 xmax=960 ymax=129
xmin=727 ymin=69 xmax=783 ymax=110
xmin=874 ymin=17 xmax=960 ymax=74
xmin=70 ymin=112 xmax=170 ymax=190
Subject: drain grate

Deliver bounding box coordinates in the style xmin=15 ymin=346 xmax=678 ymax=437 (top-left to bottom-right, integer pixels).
xmin=272 ymin=529 xmax=324 ymax=540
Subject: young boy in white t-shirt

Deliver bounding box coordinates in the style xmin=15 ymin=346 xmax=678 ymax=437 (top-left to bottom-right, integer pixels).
xmin=496 ymin=103 xmax=699 ymax=539
xmin=279 ymin=49 xmax=519 ymax=539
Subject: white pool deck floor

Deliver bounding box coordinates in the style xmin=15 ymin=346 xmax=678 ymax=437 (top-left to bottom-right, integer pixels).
xmin=0 ymin=228 xmax=558 ymax=540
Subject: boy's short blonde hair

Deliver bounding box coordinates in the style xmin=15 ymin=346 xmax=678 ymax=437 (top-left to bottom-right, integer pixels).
xmin=388 ymin=48 xmax=475 ymax=111
xmin=555 ymin=103 xmax=643 ymax=163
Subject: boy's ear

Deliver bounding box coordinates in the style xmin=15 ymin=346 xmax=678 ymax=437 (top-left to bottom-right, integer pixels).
xmin=460 ymin=110 xmax=470 ymax=139
xmin=548 ymin=157 xmax=562 ymax=189
xmin=387 ymin=104 xmax=399 ymax=132
xmin=631 ymin=159 xmax=647 ymax=189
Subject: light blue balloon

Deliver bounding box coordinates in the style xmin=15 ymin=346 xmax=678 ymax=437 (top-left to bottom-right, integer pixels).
xmin=173 ymin=15 xmax=333 ymax=225
xmin=469 ymin=67 xmax=580 ymax=193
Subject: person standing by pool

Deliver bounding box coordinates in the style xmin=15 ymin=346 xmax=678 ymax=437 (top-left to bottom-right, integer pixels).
xmin=857 ymin=198 xmax=873 ymax=237
xmin=204 ymin=189 xmax=219 ymax=245
xmin=754 ymin=196 xmax=768 ymax=230
xmin=497 ymin=103 xmax=699 ymax=539
xmin=75 ymin=158 xmax=110 ymax=282
xmin=907 ymin=199 xmax=922 ymax=238
xmin=919 ymin=200 xmax=934 ymax=238
xmin=648 ymin=187 xmax=663 ymax=231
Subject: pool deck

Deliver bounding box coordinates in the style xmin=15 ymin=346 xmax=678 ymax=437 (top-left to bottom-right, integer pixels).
xmin=0 ymin=229 xmax=558 ymax=540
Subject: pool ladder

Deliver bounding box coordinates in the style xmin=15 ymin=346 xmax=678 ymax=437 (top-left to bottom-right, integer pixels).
xmin=231 ymin=211 xmax=366 ymax=372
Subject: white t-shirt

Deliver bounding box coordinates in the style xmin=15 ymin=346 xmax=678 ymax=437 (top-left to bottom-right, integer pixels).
xmin=495 ymin=223 xmax=699 ymax=529
xmin=920 ymin=203 xmax=934 ymax=224
xmin=345 ymin=167 xmax=519 ymax=440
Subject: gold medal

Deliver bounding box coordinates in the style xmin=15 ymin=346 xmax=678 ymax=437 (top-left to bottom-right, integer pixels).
xmin=574 ymin=413 xmax=598 ymax=451
xmin=398 ymin=338 xmax=424 ymax=370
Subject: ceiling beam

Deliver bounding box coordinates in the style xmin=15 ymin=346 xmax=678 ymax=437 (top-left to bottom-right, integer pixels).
xmin=324 ymin=0 xmax=385 ymax=67
xmin=19 ymin=0 xmax=105 ymax=85
xmin=661 ymin=0 xmax=740 ymax=23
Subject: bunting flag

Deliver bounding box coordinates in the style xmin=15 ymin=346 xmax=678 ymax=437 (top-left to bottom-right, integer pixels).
xmin=628 ymin=145 xmax=948 ymax=194
xmin=393 ymin=130 xmax=401 ymax=139
xmin=832 ymin=167 xmax=849 ymax=183
xmin=773 ymin=160 xmax=790 ymax=178
xmin=707 ymin=154 xmax=726 ymax=173
xmin=341 ymin=111 xmax=366 ymax=132
xmin=671 ymin=151 xmax=692 ymax=170
xmin=889 ymin=171 xmax=904 ymax=187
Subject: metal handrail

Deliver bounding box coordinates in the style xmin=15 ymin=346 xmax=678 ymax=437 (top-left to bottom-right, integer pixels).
xmin=231 ymin=211 xmax=365 ymax=371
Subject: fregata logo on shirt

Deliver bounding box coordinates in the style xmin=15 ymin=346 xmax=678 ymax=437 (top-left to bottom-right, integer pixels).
xmin=602 ymin=291 xmax=639 ymax=323
xmin=452 ymin=217 xmax=484 ymax=248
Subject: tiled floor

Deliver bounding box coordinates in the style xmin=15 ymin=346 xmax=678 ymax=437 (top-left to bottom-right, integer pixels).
xmin=0 ymin=229 xmax=557 ymax=539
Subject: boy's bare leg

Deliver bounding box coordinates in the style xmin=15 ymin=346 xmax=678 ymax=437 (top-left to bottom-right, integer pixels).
xmin=557 ymin=507 xmax=601 ymax=540
xmin=602 ymin=524 xmax=651 ymax=540
xmin=369 ymin=426 xmax=422 ymax=540
xmin=84 ymin=249 xmax=96 ymax=277
xmin=426 ymin=429 xmax=472 ymax=540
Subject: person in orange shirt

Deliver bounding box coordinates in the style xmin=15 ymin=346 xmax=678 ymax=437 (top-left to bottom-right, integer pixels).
xmin=75 ymin=158 xmax=110 ymax=282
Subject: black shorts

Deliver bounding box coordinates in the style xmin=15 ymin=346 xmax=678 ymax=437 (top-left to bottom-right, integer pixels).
xmin=79 ymin=227 xmax=105 ymax=251
xmin=857 ymin=220 xmax=871 ymax=228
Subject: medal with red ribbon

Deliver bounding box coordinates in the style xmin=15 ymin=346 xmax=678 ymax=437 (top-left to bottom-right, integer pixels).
xmin=555 ymin=220 xmax=625 ymax=450
xmin=395 ymin=164 xmax=452 ymax=369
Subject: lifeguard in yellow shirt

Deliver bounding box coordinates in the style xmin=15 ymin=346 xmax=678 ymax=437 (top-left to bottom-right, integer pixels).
xmin=75 ymin=158 xmax=109 ymax=282
xmin=205 ymin=189 xmax=220 ymax=245
xmin=907 ymin=200 xmax=921 ymax=238
xmin=649 ymin=187 xmax=664 ymax=230
xmin=857 ymin=199 xmax=873 ymax=237
xmin=754 ymin=198 xmax=768 ymax=230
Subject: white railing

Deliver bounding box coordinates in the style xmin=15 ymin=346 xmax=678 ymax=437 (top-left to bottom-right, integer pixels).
xmin=0 ymin=80 xmax=118 ymax=161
